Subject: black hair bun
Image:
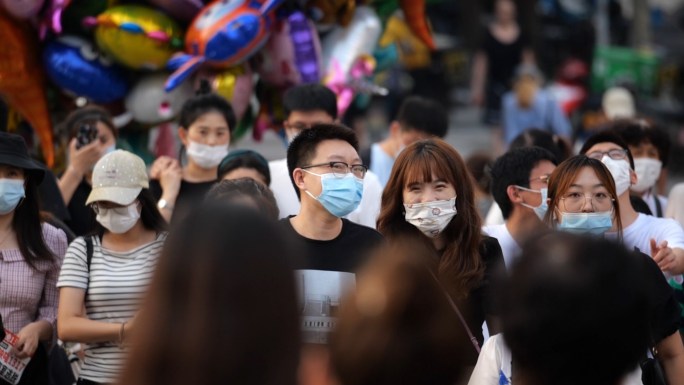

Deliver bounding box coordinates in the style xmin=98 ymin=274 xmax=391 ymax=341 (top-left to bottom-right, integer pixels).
xmin=197 ymin=79 xmax=213 ymax=96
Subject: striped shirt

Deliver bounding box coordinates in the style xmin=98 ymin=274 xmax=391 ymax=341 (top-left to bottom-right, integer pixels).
xmin=0 ymin=223 xmax=66 ymax=334
xmin=57 ymin=233 xmax=167 ymax=384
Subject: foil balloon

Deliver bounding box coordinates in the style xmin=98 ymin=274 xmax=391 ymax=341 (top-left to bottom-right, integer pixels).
xmin=0 ymin=9 xmax=54 ymax=166
xmin=306 ymin=0 xmax=355 ymax=31
xmin=146 ymin=0 xmax=206 ymax=23
xmin=195 ymin=65 xmax=253 ymax=121
xmin=325 ymin=55 xmax=387 ymax=117
xmin=164 ymin=0 xmax=285 ymax=91
xmin=125 ymin=73 xmax=194 ymax=125
xmin=256 ymin=11 xmax=321 ymax=87
xmin=60 ymin=0 xmax=118 ymax=36
xmin=39 ymin=0 xmax=72 ymax=37
xmin=43 ymin=35 xmax=131 ymax=103
xmin=372 ymin=0 xmax=434 ymax=50
xmin=0 ymin=0 xmax=45 ymax=19
xmin=84 ymin=5 xmax=184 ymax=70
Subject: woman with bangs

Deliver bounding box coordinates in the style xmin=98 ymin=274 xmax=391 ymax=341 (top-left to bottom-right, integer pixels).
xmin=377 ymin=138 xmax=505 ymax=370
xmin=544 ymin=155 xmax=684 ymax=383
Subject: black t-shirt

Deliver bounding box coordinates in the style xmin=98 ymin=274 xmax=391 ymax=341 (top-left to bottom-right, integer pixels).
xmin=637 ymin=251 xmax=681 ymax=343
xmin=65 ymin=180 xmax=96 ymax=237
xmin=482 ymin=27 xmax=528 ymax=88
xmin=281 ymin=217 xmax=384 ymax=273
xmin=150 ymin=179 xmax=215 ymax=224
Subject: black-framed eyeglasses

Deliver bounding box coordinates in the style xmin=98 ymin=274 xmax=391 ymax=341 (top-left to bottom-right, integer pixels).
xmin=301 ymin=162 xmax=367 ymax=179
xmin=586 ymin=149 xmax=628 ymax=161
xmin=529 ymin=174 xmax=550 ymax=184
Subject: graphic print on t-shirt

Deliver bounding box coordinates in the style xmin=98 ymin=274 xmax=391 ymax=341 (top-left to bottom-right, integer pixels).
xmin=296 ymin=270 xmax=356 ymax=344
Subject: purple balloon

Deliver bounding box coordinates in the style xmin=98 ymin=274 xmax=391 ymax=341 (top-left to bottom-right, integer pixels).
xmin=289 ymin=11 xmax=320 ymax=84
xmin=1 ymin=0 xmax=45 ymax=19
xmin=147 ymin=0 xmax=205 ymax=22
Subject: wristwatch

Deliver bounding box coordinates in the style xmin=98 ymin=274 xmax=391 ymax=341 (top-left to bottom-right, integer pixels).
xmin=157 ymin=199 xmax=174 ymax=211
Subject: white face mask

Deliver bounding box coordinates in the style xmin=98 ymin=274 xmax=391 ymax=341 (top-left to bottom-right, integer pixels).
xmin=96 ymin=202 xmax=141 ymax=234
xmin=631 ymin=158 xmax=662 ymax=194
xmin=601 ymin=156 xmax=632 ymax=196
xmin=403 ymin=197 xmax=457 ymax=238
xmin=186 ymin=141 xmax=229 ymax=169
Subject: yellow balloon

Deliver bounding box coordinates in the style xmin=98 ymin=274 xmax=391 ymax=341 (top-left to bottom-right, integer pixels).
xmin=212 ymin=66 xmax=248 ymax=100
xmin=94 ymin=5 xmax=183 ymax=70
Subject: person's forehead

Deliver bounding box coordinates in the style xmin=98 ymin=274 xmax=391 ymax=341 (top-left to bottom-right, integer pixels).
xmin=586 ymin=141 xmax=624 ymax=153
xmin=312 ymin=139 xmax=359 ymax=160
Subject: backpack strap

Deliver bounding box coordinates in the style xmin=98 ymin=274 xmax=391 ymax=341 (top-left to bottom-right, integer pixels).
xmin=85 ymin=236 xmax=94 ymax=270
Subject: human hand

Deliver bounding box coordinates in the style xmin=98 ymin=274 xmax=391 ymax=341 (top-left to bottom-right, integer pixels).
xmin=651 ymin=239 xmax=677 ymax=272
xmin=68 ymin=138 xmax=103 ymax=175
xmin=156 ymin=158 xmax=182 ymax=202
xmin=11 ymin=324 xmax=41 ymax=358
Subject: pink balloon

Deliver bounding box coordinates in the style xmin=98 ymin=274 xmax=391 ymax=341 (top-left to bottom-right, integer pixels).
xmin=1 ymin=0 xmax=45 ymax=19
xmin=146 ymin=0 xmax=204 ymax=22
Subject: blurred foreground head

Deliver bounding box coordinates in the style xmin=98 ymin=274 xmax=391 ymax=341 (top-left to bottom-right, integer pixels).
xmin=501 ymin=232 xmax=649 ymax=385
xmin=119 ymin=204 xmax=300 ymax=385
xmin=330 ymin=241 xmax=469 ymax=385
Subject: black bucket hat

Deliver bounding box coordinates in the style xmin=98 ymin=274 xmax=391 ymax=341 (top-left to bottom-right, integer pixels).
xmin=0 ymin=132 xmax=46 ymax=183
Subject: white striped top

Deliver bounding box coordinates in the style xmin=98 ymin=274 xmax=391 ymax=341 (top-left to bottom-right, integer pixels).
xmin=57 ymin=233 xmax=167 ymax=384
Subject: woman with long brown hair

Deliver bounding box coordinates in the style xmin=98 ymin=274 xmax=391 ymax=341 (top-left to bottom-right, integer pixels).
xmin=377 ymin=138 xmax=504 ymax=367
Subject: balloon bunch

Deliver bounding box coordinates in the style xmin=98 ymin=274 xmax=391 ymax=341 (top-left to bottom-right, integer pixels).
xmin=0 ymin=0 xmax=435 ymax=166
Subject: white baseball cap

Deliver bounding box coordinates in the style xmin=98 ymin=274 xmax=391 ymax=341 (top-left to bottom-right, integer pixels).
xmin=86 ymin=150 xmax=149 ymax=205
xmin=602 ymin=87 xmax=636 ymax=119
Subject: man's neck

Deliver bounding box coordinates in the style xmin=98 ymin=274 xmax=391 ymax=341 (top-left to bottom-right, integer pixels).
xmin=617 ymin=192 xmax=639 ymax=228
xmin=290 ymin=202 xmax=343 ymax=241
xmin=505 ymin=209 xmax=545 ymax=247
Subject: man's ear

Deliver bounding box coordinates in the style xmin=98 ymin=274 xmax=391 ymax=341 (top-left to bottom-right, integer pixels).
xmin=629 ymin=168 xmax=638 ymax=186
xmin=506 ymin=185 xmax=523 ymax=204
xmin=293 ymin=168 xmax=307 ymax=190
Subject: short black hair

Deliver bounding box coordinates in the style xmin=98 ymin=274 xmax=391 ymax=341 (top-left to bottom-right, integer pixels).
xmin=510 ymin=128 xmax=572 ymax=163
xmin=579 ymin=130 xmax=635 ymax=169
xmin=502 ymin=233 xmax=650 ymax=385
xmin=217 ymin=149 xmax=271 ymax=186
xmin=283 ymin=84 xmax=338 ymax=120
xmin=287 ymin=124 xmax=359 ymax=200
xmin=490 ymin=147 xmax=558 ymax=219
xmin=396 ymin=96 xmax=448 ymax=138
xmin=206 ymin=178 xmax=279 ymax=220
xmin=612 ymin=120 xmax=670 ymax=166
xmin=179 ymin=84 xmax=236 ymax=134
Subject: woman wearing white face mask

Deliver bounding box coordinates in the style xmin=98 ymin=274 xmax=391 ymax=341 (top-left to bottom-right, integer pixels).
xmin=544 ymin=155 xmax=684 ymax=384
xmin=57 ymin=106 xmax=119 ymax=236
xmin=149 ymin=83 xmax=236 ymax=224
xmin=377 ymin=139 xmax=505 ymax=374
xmin=57 ymin=150 xmax=167 ymax=385
xmin=0 ymin=132 xmax=67 ymax=385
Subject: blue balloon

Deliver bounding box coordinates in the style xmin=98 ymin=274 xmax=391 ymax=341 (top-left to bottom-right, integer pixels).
xmin=43 ymin=36 xmax=131 ymax=103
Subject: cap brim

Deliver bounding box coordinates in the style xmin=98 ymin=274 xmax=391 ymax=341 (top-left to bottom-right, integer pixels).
xmin=0 ymin=156 xmax=45 ymax=184
xmin=86 ymin=186 xmax=142 ymax=206
xmin=605 ymin=106 xmax=635 ymax=119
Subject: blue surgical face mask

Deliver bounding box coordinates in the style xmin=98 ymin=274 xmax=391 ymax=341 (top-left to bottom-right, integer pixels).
xmin=0 ymin=179 xmax=25 ymax=215
xmin=516 ymin=186 xmax=548 ymax=221
xmin=558 ymin=211 xmax=613 ymax=235
xmin=104 ymin=144 xmax=116 ymax=155
xmin=303 ymin=171 xmax=363 ymax=217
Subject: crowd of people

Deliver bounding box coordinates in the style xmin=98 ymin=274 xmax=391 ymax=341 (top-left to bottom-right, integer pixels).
xmin=3 ymin=44 xmax=684 ymax=385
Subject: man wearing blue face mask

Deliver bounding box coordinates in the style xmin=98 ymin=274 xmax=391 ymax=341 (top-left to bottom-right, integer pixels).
xmin=284 ymin=123 xmax=383 ymax=273
xmin=485 ymin=147 xmax=557 ymax=269
xmin=580 ymin=131 xmax=684 ymax=276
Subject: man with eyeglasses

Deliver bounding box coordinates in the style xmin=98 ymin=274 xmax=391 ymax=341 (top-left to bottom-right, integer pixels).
xmin=486 ymin=147 xmax=558 ymax=269
xmin=580 ymin=131 xmax=684 ymax=275
xmin=284 ymin=123 xmax=383 ymax=372
xmin=268 ymin=84 xmax=383 ymax=228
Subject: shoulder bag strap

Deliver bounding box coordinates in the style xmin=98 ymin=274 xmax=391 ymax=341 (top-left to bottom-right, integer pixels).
xmin=84 ymin=236 xmax=94 ymax=297
xmin=429 ymin=270 xmax=482 ymax=354
xmin=654 ymin=194 xmax=663 ymax=217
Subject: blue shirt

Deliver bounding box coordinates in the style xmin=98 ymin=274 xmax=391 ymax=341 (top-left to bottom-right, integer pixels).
xmin=502 ymin=90 xmax=572 ymax=144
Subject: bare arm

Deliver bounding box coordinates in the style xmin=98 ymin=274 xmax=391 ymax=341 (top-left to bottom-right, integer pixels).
xmin=470 ymin=51 xmax=488 ymax=105
xmin=57 ymin=287 xmax=130 ymax=344
xmin=656 ymin=331 xmax=684 ymax=385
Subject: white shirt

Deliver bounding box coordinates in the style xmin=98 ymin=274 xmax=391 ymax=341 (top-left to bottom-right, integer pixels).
xmin=482 ymin=224 xmax=521 ymax=270
xmin=484 ymin=203 xmax=505 ymax=226
xmin=641 ymin=190 xmax=668 ymax=217
xmin=606 ymin=213 xmax=684 ymax=283
xmin=268 ymin=158 xmax=383 ymax=228
xmin=369 ymin=143 xmax=394 ymax=187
